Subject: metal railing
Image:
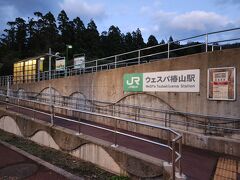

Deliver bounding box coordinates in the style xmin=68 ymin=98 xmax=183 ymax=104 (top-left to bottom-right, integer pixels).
xmin=1 ymin=89 xmax=239 ymax=134
xmin=0 ymin=94 xmax=183 ymax=180
xmin=1 ymin=27 xmax=240 ymax=86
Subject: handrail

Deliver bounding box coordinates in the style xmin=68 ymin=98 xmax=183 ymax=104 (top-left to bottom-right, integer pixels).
xmin=6 ymin=95 xmax=239 ymax=132
xmin=5 ymin=90 xmax=240 ymax=122
xmin=0 ymin=94 xmax=183 ymax=179
xmin=0 ymin=27 xmax=240 ymax=86
xmin=0 ymin=94 xmax=181 ymax=139
xmin=1 ymin=90 xmax=240 ymax=134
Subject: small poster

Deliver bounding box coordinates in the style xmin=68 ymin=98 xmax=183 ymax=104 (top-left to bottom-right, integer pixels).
xmin=56 ymin=57 xmax=65 ymax=71
xmin=208 ymin=67 xmax=236 ymax=100
xmin=74 ymin=56 xmax=85 ymax=69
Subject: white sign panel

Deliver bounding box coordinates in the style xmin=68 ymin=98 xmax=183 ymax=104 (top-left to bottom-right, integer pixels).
xmin=143 ymin=69 xmax=200 ymax=92
xmin=74 ymin=56 xmax=85 ymax=69
xmin=124 ymin=69 xmax=200 ymax=92
xmin=56 ymin=57 xmax=65 ymax=71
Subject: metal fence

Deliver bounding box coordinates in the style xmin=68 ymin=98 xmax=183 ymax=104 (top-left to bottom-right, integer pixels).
xmin=1 ymin=27 xmax=240 ymax=86
xmin=0 ymin=93 xmax=183 ymax=180
xmin=1 ymin=89 xmax=239 ymax=135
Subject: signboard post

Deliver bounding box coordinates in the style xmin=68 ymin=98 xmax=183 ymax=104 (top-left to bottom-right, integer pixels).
xmin=124 ymin=69 xmax=200 ymax=92
xmin=207 ymin=67 xmax=236 ymax=100
xmin=55 ymin=57 xmax=65 ymax=71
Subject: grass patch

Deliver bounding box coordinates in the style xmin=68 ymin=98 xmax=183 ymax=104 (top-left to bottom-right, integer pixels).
xmin=0 ymin=129 xmax=129 ymax=180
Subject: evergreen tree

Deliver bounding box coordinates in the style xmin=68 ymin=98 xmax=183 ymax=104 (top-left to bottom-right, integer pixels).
xmin=100 ymin=31 xmax=108 ymax=57
xmin=168 ymin=36 xmax=174 ymax=43
xmin=58 ymin=10 xmax=70 ymax=46
xmin=107 ymin=25 xmax=124 ymax=55
xmin=2 ymin=21 xmax=16 ymax=50
xmin=160 ymin=39 xmax=165 ymax=44
xmin=124 ymin=32 xmax=133 ymax=51
xmin=15 ymin=18 xmax=27 ymax=57
xmin=132 ymin=28 xmax=145 ymax=49
xmin=42 ymin=12 xmax=58 ymax=49
xmin=85 ymin=19 xmax=100 ymax=59
xmin=31 ymin=12 xmax=45 ymax=53
xmin=27 ymin=17 xmax=36 ymax=53
xmin=147 ymin=35 xmax=158 ymax=47
xmin=73 ymin=17 xmax=86 ymax=53
xmin=1 ymin=9 xmax=234 ymax=76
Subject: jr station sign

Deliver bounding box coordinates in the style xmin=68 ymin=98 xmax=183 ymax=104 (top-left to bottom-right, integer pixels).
xmin=123 ymin=69 xmax=200 ymax=93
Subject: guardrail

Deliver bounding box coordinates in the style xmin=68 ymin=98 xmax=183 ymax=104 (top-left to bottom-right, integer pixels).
xmin=1 ymin=27 xmax=240 ymax=86
xmin=0 ymin=94 xmax=183 ymax=180
xmin=1 ymin=89 xmax=239 ymax=134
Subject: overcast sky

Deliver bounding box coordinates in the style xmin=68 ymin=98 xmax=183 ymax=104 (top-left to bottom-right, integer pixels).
xmin=0 ymin=0 xmax=240 ymax=41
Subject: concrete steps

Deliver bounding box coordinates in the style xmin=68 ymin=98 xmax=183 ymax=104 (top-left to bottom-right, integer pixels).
xmin=214 ymin=157 xmax=238 ymax=180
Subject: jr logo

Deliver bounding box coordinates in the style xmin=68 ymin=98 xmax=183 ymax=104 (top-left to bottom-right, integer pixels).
xmin=124 ymin=73 xmax=143 ymax=92
xmin=126 ymin=77 xmax=140 ymax=85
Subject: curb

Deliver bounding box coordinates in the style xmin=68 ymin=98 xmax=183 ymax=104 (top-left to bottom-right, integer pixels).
xmin=0 ymin=140 xmax=83 ymax=180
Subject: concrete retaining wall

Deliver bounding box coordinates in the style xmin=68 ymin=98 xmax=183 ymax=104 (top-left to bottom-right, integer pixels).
xmin=5 ymin=48 xmax=240 ymax=157
xmin=10 ymin=48 xmax=240 ymax=117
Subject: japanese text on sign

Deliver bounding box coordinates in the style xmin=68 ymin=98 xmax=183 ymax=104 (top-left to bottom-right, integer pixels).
xmin=123 ymin=69 xmax=200 ymax=92
xmin=208 ymin=67 xmax=236 ymax=101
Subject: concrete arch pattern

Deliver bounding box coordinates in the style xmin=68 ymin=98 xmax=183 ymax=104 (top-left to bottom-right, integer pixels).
xmin=0 ymin=114 xmax=132 ymax=177
xmin=18 ymin=88 xmax=27 ymax=99
xmin=37 ymin=87 xmax=62 ymax=105
xmin=115 ymin=93 xmax=173 ymax=124
xmin=0 ymin=116 xmax=23 ymax=136
xmin=70 ymin=143 xmax=127 ymax=176
xmin=30 ymin=130 xmax=60 ymax=150
xmin=68 ymin=92 xmax=90 ymax=111
xmin=114 ymin=93 xmax=202 ymax=133
xmin=0 ymin=104 xmax=170 ymax=178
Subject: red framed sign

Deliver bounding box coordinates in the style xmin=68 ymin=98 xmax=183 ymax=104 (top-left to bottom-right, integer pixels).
xmin=207 ymin=67 xmax=236 ymax=101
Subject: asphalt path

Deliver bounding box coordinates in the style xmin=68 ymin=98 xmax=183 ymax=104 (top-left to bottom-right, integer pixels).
xmin=6 ymin=105 xmax=221 ymax=180
xmin=0 ymin=143 xmax=67 ymax=179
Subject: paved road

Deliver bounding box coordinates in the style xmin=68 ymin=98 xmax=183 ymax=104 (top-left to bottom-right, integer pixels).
xmin=5 ymin=105 xmax=232 ymax=180
xmin=0 ymin=143 xmax=67 ymax=179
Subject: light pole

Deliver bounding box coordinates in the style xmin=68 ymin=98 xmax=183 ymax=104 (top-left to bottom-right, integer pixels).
xmin=38 ymin=57 xmax=45 ymax=81
xmin=66 ymin=45 xmax=73 ymax=66
xmin=65 ymin=45 xmax=72 ymax=77
xmin=49 ymin=48 xmax=52 ymax=80
xmin=46 ymin=49 xmax=63 ymax=80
